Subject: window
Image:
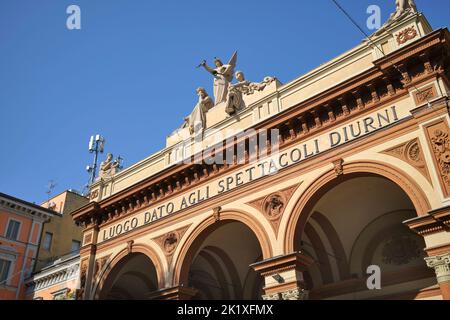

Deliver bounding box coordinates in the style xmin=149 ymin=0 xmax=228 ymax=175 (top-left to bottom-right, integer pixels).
xmin=71 ymin=240 xmax=81 ymax=252
xmin=0 ymin=259 xmax=12 ymax=284
xmin=5 ymin=220 xmax=21 ymax=240
xmin=43 ymin=232 xmax=53 ymax=251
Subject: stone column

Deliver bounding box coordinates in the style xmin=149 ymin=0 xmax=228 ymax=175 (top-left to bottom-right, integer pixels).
xmin=425 ymin=253 xmax=450 ymax=300
xmin=250 ymin=251 xmax=313 ymax=300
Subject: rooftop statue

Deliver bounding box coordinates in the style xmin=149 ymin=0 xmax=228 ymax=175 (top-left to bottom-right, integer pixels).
xmin=199 ymin=51 xmax=238 ymax=105
xmin=225 ymin=71 xmax=249 ymax=116
xmin=99 ymin=153 xmax=121 ymax=179
xmin=372 ymin=0 xmax=418 ymax=37
xmin=225 ymin=71 xmax=276 ymax=115
xmin=181 ymin=87 xmax=214 ymax=135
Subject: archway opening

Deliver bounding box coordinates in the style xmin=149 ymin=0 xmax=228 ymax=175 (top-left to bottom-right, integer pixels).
xmin=99 ymin=253 xmax=158 ymax=300
xmin=293 ymin=174 xmax=434 ymax=300
xmin=182 ymin=221 xmax=264 ymax=300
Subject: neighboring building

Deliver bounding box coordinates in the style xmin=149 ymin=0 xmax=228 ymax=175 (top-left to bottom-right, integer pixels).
xmin=0 ymin=193 xmax=55 ymax=300
xmin=35 ymin=190 xmax=88 ymax=271
xmin=72 ymin=4 xmax=450 ymax=300
xmin=25 ymin=253 xmax=80 ymax=300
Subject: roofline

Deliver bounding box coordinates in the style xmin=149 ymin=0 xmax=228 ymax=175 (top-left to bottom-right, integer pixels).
xmin=0 ymin=192 xmax=58 ymax=216
xmin=39 ymin=189 xmax=87 ymax=206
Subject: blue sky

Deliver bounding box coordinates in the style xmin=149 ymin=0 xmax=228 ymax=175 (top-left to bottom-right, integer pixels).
xmin=0 ymin=0 xmax=449 ymax=204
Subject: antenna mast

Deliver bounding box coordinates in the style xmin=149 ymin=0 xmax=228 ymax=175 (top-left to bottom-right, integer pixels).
xmin=86 ymin=134 xmax=105 ymax=187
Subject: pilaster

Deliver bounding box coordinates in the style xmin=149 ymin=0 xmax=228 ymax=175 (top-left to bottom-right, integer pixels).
xmin=250 ymin=251 xmax=313 ymax=300
xmin=425 ymin=253 xmax=450 ymax=299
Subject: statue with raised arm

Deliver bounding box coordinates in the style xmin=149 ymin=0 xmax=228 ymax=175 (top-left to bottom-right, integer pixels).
xmin=182 ymin=87 xmax=214 ymax=135
xmin=199 ymin=51 xmax=237 ymax=105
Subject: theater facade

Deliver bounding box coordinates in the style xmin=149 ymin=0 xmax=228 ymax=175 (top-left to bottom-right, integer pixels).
xmin=72 ymin=7 xmax=450 ymax=300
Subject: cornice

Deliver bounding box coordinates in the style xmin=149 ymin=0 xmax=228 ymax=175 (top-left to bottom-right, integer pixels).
xmin=404 ymin=204 xmax=450 ymax=236
xmin=73 ymin=29 xmax=450 ymax=226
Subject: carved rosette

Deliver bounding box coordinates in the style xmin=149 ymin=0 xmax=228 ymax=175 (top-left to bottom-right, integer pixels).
xmin=248 ymin=184 xmax=300 ymax=234
xmin=153 ymin=225 xmax=190 ymax=265
xmin=396 ymin=26 xmax=418 ymax=45
xmin=425 ymin=121 xmax=450 ymax=197
xmin=382 ymin=138 xmax=431 ymax=183
xmin=89 ymin=189 xmax=99 ymax=200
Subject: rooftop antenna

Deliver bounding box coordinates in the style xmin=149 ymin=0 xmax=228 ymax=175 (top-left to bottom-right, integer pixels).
xmin=86 ymin=134 xmax=105 ymax=187
xmin=45 ymin=180 xmax=57 ymax=210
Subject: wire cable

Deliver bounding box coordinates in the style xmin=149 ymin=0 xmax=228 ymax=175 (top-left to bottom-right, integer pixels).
xmin=330 ymin=0 xmax=433 ymax=107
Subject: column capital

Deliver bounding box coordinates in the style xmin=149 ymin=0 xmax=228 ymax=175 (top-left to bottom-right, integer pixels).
xmin=425 ymin=253 xmax=450 ymax=284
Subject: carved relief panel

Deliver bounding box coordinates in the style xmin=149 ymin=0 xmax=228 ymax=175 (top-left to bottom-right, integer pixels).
xmin=424 ymin=119 xmax=450 ymax=197
xmin=382 ymin=138 xmax=431 ymax=183
xmin=153 ymin=225 xmax=190 ymax=266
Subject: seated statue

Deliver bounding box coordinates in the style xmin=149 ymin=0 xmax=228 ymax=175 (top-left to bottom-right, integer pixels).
xmin=225 ymin=71 xmax=276 ymax=116
xmin=181 ymin=87 xmax=214 ymax=135
xmin=226 ymin=71 xmax=249 ymax=115
xmin=99 ymin=153 xmax=120 ymax=179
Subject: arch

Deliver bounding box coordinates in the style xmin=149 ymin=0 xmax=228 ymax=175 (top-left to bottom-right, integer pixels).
xmin=172 ymin=209 xmax=272 ymax=287
xmin=284 ymin=160 xmax=431 ymax=254
xmin=93 ymin=244 xmax=165 ymax=300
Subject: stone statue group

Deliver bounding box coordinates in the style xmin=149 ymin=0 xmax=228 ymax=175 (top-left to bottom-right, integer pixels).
xmin=181 ymin=51 xmax=275 ymax=136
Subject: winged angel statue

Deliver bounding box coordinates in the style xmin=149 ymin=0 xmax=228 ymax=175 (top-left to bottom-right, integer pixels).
xmin=199 ymin=51 xmax=238 ymax=105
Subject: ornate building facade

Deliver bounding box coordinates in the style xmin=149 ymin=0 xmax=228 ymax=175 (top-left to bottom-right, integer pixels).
xmin=72 ymin=5 xmax=450 ymax=300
